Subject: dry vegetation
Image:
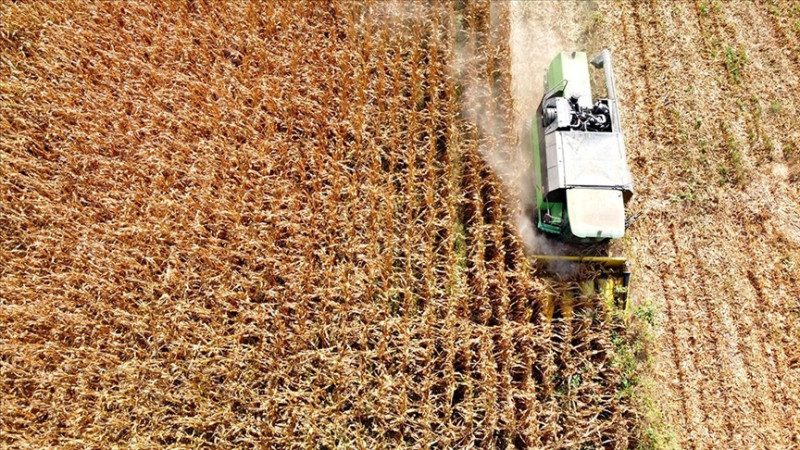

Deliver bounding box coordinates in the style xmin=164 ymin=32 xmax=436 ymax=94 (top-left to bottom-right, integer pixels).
xmin=1 ymin=1 xmax=637 ymax=448
xmin=597 ymin=0 xmax=800 ymax=447
xmin=5 ymin=0 xmax=800 ymax=448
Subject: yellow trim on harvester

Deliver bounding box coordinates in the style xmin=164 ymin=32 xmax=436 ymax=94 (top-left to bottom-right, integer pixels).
xmin=531 ymin=255 xmax=628 ymax=267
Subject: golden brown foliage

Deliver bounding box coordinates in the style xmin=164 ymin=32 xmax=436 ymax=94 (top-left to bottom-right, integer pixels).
xmin=1 ymin=1 xmax=635 ymax=447
xmin=597 ymin=0 xmax=800 ymax=447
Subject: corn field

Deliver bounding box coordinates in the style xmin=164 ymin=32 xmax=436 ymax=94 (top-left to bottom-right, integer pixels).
xmin=1 ymin=1 xmax=635 ymax=448
xmin=3 ymin=0 xmax=800 ymax=449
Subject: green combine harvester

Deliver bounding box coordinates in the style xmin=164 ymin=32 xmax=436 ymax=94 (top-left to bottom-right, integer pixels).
xmin=530 ymin=50 xmax=634 ymax=315
xmin=531 ymin=49 xmax=633 ymax=241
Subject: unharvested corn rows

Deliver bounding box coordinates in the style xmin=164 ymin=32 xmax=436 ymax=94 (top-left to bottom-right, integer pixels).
xmin=0 ymin=1 xmax=635 ymax=447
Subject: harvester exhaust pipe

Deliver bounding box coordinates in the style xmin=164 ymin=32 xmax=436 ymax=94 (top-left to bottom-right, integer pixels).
xmin=591 ymin=49 xmax=621 ymax=131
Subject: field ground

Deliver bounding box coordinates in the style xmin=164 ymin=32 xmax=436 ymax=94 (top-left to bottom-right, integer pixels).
xmin=601 ymin=1 xmax=800 ymax=447
xmin=2 ymin=1 xmax=800 ymax=448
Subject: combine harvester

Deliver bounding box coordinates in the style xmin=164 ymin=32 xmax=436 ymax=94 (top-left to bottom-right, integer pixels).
xmin=529 ymin=50 xmax=634 ymax=319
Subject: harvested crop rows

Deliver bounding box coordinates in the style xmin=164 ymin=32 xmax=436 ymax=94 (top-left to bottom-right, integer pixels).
xmin=597 ymin=0 xmax=800 ymax=447
xmin=1 ymin=1 xmax=636 ymax=448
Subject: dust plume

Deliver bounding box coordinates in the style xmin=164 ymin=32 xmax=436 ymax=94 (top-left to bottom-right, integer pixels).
xmin=456 ymin=2 xmax=578 ymax=261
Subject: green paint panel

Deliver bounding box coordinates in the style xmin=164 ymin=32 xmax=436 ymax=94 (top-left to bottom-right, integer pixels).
xmin=537 ymin=202 xmax=564 ymax=235
xmin=531 ymin=117 xmax=543 ymax=208
xmin=545 ymin=52 xmax=592 ymax=100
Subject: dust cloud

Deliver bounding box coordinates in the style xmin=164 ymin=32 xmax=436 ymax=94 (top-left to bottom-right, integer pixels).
xmin=457 ymin=2 xmax=580 ymax=259
xmin=508 ymin=2 xmax=570 ymax=257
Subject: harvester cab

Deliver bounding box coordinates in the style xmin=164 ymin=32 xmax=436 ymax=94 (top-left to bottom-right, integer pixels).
xmin=529 ymin=50 xmax=634 ymax=315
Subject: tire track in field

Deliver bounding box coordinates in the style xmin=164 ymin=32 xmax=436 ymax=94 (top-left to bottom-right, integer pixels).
xmin=740 ymin=2 xmax=800 ymax=157
xmin=651 ymin=227 xmax=706 ymax=445
xmin=726 ymin=183 xmax=800 ymax=442
xmin=695 ymin=3 xmax=800 ymax=441
xmin=667 ymin=222 xmax=740 ymax=447
xmin=760 ymin=0 xmax=800 ymax=108
xmin=676 ymin=1 xmax=791 ymax=433
xmin=650 ymin=1 xmax=799 ymax=445
xmin=606 ymin=0 xmax=800 ymax=446
xmin=629 ymin=2 xmax=739 ymax=446
xmin=694 ymin=0 xmax=770 ymax=165
xmin=745 ymin=260 xmax=800 ymax=434
xmin=694 ymin=220 xmax=786 ymax=445
xmin=613 ymin=4 xmax=700 ymax=425
xmin=734 ymin=1 xmax=800 ymax=174
xmin=628 ymin=1 xmax=765 ymax=446
xmin=613 ymin=3 xmax=705 ymax=444
xmin=741 ymin=204 xmax=800 ymax=441
xmin=647 ymin=1 xmax=797 ymax=445
xmin=617 ymin=4 xmax=655 ymax=151
xmin=624 ymin=6 xmax=719 ymax=445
